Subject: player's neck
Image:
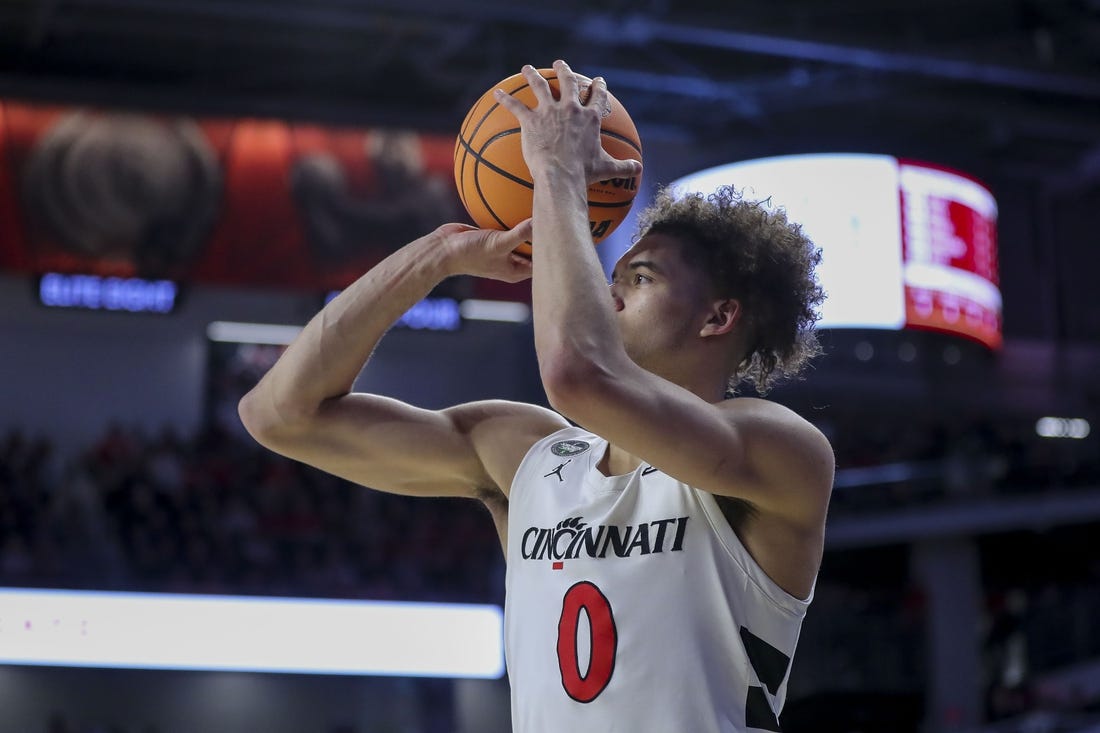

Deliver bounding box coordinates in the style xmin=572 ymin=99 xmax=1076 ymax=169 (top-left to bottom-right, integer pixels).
xmin=646 ymin=347 xmax=730 ymax=405
xmin=598 ymin=444 xmax=644 ymax=477
xmin=671 ymin=369 xmax=730 ymax=405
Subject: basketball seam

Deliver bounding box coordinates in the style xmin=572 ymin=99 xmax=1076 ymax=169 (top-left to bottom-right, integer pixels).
xmin=464 ymin=131 xmax=533 ymax=189
xmin=457 ymin=84 xmax=520 ymax=218
xmin=466 ymin=75 xmax=542 ymax=229
xmin=599 ymin=129 xmax=643 ymax=156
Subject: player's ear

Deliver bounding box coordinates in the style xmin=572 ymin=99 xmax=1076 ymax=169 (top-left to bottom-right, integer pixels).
xmin=700 ymin=298 xmax=741 ymax=338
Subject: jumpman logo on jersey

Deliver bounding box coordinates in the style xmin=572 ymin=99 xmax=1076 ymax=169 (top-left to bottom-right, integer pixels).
xmin=544 ymin=459 xmax=572 ymax=482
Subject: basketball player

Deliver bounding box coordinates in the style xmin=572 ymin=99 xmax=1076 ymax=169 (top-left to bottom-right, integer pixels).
xmin=239 ymin=60 xmax=833 ymax=732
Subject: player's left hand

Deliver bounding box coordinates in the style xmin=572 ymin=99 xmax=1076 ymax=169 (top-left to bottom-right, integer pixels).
xmin=435 ymin=220 xmax=533 ymax=283
xmin=494 ymin=60 xmax=642 ymax=185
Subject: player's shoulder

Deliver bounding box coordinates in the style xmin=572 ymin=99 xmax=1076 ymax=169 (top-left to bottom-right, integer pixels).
xmin=718 ymin=395 xmax=824 ymax=432
xmin=717 ymin=396 xmax=834 ymax=468
xmin=713 ymin=398 xmax=834 ymax=532
xmin=444 ymin=399 xmax=572 ymax=497
xmin=445 ymin=398 xmax=569 ymax=434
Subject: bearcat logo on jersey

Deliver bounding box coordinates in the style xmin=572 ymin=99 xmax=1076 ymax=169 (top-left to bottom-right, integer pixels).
xmin=551 ymin=439 xmax=590 ymax=457
xmin=520 ymin=515 xmax=689 ymax=564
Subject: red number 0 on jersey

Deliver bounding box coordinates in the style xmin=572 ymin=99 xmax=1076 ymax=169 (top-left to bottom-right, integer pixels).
xmin=556 ymin=580 xmax=618 ymax=703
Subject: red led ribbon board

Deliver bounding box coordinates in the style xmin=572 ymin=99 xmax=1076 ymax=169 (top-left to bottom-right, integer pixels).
xmin=898 ymin=160 xmax=1001 ymax=349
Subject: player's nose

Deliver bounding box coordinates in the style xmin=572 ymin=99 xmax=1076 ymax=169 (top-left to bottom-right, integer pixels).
xmin=609 ymin=281 xmax=624 ymax=311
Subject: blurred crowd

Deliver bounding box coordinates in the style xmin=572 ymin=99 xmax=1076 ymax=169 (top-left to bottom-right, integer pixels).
xmin=0 ymin=423 xmax=504 ymax=604
xmin=819 ymin=409 xmax=1100 ymax=513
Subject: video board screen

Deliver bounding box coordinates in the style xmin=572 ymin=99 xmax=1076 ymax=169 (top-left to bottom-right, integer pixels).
xmin=671 ymin=154 xmax=1001 ymax=349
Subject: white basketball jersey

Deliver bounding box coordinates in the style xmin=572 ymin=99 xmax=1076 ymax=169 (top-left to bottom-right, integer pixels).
xmin=505 ymin=426 xmax=813 ymax=733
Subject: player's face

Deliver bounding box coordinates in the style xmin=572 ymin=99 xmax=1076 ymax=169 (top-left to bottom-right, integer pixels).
xmin=609 ymin=233 xmax=714 ymax=371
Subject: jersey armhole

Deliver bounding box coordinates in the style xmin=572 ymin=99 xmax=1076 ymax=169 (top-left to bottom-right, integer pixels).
xmin=694 ymin=489 xmax=815 ymax=615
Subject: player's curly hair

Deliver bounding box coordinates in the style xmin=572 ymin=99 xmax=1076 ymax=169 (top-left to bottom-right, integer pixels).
xmin=634 ymin=184 xmax=826 ymax=395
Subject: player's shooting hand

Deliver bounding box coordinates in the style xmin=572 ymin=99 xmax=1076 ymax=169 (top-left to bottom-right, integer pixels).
xmin=495 ymin=60 xmax=641 ymax=185
xmin=436 ymin=220 xmax=533 ymax=283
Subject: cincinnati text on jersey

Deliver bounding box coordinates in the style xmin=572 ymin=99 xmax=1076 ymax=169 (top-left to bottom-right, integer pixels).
xmin=520 ymin=515 xmax=689 ymax=562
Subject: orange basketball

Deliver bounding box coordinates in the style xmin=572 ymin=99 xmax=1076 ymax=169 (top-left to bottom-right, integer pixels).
xmin=453 ymin=68 xmax=643 ymax=257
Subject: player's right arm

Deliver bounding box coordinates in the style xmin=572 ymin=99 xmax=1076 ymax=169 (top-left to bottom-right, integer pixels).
xmin=238 ymin=220 xmax=566 ymax=501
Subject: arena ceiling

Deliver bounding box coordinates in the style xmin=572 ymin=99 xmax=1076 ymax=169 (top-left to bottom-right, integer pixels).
xmin=1 ymin=0 xmax=1099 ymax=364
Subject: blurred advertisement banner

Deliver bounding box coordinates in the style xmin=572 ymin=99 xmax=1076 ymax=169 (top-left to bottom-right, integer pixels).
xmin=0 ymin=100 xmax=463 ymax=291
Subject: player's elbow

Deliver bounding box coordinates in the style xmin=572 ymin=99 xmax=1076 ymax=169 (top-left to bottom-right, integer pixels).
xmin=237 ymin=387 xmax=276 ymax=443
xmin=238 ymin=384 xmax=311 ymax=449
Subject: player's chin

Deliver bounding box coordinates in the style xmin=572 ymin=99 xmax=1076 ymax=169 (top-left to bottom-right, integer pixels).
xmin=620 ymin=339 xmax=645 ymax=366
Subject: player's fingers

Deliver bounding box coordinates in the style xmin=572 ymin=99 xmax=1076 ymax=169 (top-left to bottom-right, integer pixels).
xmin=522 ymin=64 xmax=553 ymax=106
xmin=436 ymin=222 xmax=477 ymax=237
xmin=587 ymin=77 xmax=611 ymax=117
xmin=484 ymin=218 xmax=532 ymax=253
xmin=506 ymin=218 xmax=534 ymax=244
xmin=493 ymin=88 xmax=531 ymax=121
xmin=591 ymin=155 xmax=642 ymax=184
xmin=555 ymin=60 xmax=581 ymax=103
xmin=507 ymin=253 xmax=534 ymax=281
